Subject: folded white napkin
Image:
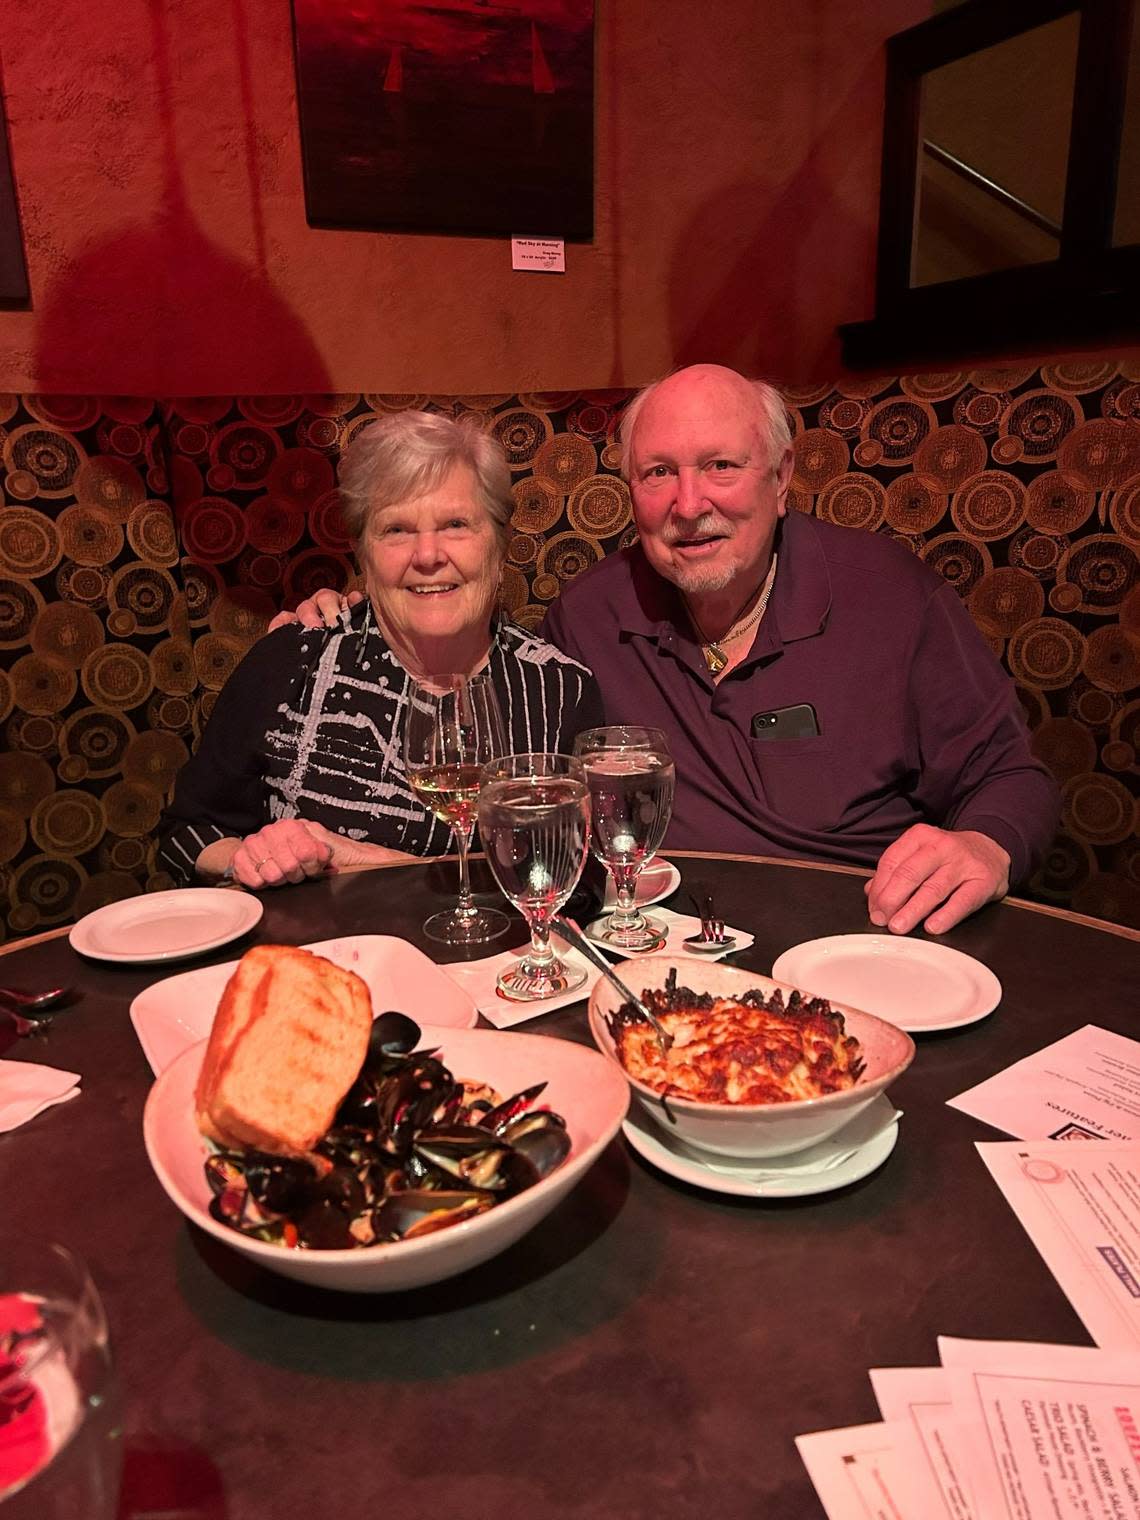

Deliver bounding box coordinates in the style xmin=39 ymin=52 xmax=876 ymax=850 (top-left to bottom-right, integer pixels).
xmin=441 ymin=945 xmax=602 ymax=1029
xmin=584 ymin=906 xmax=754 ymax=962
xmin=0 ymin=1061 xmax=81 ymax=1133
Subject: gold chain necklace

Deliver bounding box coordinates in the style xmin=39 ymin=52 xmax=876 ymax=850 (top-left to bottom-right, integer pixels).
xmin=686 ymin=554 xmax=778 ymax=675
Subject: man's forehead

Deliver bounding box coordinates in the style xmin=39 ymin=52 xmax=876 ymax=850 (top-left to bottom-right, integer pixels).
xmin=631 ymin=390 xmax=763 ymax=462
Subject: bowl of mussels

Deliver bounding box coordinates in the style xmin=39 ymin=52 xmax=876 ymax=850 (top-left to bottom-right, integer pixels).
xmin=144 ymin=995 xmax=630 ymax=1292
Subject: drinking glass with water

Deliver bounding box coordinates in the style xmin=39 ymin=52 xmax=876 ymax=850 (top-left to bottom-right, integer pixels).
xmin=572 ymin=726 xmax=675 ymax=950
xmin=478 ymin=752 xmax=591 ymax=1001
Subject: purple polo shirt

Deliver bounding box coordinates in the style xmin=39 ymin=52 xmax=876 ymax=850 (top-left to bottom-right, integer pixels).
xmin=542 ymin=510 xmax=1059 ymax=883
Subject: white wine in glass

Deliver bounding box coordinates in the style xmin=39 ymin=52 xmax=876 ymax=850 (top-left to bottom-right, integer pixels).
xmin=573 ymin=725 xmax=675 ymax=950
xmin=478 ymin=753 xmax=591 ymax=1000
xmin=404 ymin=669 xmax=510 ymax=945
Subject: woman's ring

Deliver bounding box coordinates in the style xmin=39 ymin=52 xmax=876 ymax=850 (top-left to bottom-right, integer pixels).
xmin=254 ymin=855 xmax=271 ymax=869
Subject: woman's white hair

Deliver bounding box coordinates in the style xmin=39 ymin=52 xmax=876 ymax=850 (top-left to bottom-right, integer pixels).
xmin=618 ymin=372 xmax=792 ymax=480
xmin=339 ymin=409 xmax=513 ymax=549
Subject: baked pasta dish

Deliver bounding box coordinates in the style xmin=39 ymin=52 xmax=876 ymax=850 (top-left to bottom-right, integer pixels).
xmin=612 ymin=972 xmax=864 ymax=1105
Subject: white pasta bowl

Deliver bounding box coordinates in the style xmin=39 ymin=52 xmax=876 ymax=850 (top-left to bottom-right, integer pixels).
xmin=144 ymin=1025 xmax=629 ymax=1292
xmin=587 ymin=956 xmax=915 ymax=1160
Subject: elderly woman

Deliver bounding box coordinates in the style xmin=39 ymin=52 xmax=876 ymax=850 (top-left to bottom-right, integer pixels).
xmin=157 ymin=411 xmax=602 ymax=890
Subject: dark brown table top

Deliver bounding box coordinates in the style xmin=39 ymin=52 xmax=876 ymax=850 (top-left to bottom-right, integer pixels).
xmin=2 ymin=855 xmax=1137 ymax=1520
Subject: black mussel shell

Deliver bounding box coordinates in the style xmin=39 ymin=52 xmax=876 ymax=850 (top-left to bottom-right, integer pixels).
xmin=368 ymin=1010 xmax=421 ymax=1060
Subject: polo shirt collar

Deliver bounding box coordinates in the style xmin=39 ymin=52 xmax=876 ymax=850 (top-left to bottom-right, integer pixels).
xmin=616 ymin=512 xmax=832 ymax=648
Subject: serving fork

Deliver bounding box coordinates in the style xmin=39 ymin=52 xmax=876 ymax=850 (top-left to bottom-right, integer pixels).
xmin=551 ymin=914 xmax=673 ymax=1054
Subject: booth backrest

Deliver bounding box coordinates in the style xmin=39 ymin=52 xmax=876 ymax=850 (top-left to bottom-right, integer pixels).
xmin=0 ymin=360 xmax=1137 ymax=941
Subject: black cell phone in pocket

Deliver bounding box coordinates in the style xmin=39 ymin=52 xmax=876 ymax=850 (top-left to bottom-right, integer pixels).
xmin=750 ymin=703 xmax=820 ymax=740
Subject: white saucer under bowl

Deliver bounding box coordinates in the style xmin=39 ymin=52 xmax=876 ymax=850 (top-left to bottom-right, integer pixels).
xmin=623 ymin=1095 xmax=901 ymax=1198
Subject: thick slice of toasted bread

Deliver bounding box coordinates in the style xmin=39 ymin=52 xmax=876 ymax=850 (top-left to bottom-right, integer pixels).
xmin=195 ymin=944 xmax=372 ymax=1156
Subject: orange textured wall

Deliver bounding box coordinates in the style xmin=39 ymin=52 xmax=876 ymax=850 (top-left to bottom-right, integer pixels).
xmin=0 ymin=0 xmax=928 ymax=396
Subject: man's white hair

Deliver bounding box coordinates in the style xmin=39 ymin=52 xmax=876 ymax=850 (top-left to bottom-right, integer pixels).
xmin=618 ymin=371 xmax=793 ymax=480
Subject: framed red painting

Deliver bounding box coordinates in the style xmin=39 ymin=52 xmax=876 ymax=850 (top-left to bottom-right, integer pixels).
xmin=291 ymin=0 xmax=595 ymax=241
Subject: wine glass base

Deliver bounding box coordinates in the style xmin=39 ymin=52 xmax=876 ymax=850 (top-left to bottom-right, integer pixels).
xmin=495 ymin=960 xmax=588 ymax=1002
xmin=586 ymin=912 xmax=667 ymax=953
xmin=424 ymin=906 xmax=510 ymax=945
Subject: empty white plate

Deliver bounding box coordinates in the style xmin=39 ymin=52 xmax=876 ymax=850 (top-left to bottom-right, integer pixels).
xmin=603 ymin=858 xmax=681 ymax=910
xmin=70 ymin=888 xmax=263 ymax=966
xmin=130 ymin=932 xmax=479 ymax=1075
xmin=771 ymin=934 xmax=1002 ymax=1033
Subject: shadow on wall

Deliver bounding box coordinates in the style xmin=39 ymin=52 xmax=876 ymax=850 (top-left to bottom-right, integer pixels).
xmin=665 ymin=54 xmax=885 ymax=383
xmin=31 ymin=215 xmax=331 ymax=396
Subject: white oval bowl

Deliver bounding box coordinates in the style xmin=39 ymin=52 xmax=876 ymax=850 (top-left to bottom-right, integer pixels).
xmin=144 ymin=1025 xmax=629 ymax=1292
xmin=588 ymin=957 xmax=915 ymax=1159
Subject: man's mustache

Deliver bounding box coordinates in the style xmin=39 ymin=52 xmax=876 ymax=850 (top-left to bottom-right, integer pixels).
xmin=658 ymin=515 xmax=734 ymax=545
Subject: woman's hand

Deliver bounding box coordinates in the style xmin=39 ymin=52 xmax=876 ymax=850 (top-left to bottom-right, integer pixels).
xmin=229 ymin=819 xmax=335 ymax=888
xmin=302 ymin=821 xmax=419 ymax=872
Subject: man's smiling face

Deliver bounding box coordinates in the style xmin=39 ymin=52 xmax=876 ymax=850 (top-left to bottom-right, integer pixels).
xmin=627 ymin=365 xmax=792 ymax=602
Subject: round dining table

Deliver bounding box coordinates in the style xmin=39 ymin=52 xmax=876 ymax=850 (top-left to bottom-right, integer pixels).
xmin=1 ymin=853 xmax=1137 ymax=1520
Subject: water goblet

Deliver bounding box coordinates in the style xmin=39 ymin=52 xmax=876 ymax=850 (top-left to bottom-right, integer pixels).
xmin=403 ymin=670 xmax=510 ymax=945
xmin=0 ymin=1242 xmax=122 ymax=1520
xmin=573 ymin=725 xmax=676 ymax=950
xmin=477 ymin=753 xmax=591 ymax=1001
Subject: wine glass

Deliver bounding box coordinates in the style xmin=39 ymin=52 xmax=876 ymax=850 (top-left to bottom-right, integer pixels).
xmin=0 ymin=1242 xmax=122 ymax=1519
xmin=477 ymin=753 xmax=591 ymax=1001
xmin=572 ymin=725 xmax=676 ymax=950
xmin=403 ymin=670 xmax=510 ymax=945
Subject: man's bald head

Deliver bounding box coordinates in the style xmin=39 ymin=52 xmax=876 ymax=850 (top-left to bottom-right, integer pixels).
xmin=619 ymin=365 xmax=792 ymax=483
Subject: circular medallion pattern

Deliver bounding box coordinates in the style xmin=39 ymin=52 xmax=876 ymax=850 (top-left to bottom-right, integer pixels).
xmin=30 ymin=790 xmax=104 ymax=857
xmin=951 ymin=471 xmax=1025 ymax=540
xmin=1082 ymin=626 xmax=1140 ymax=694
xmin=532 ymin=432 xmax=597 ymax=494
xmin=793 ymin=429 xmax=849 ymax=491
xmin=968 ymin=568 xmax=1044 ymax=637
xmin=4 ymin=426 xmax=86 ymax=498
xmin=511 ymin=476 xmax=564 ymax=535
xmin=31 ymin=602 xmax=104 ymax=669
xmin=74 ymin=456 xmax=146 ymax=518
xmin=0 ymin=509 xmax=61 ymax=579
xmin=1008 ymin=618 xmax=1086 ymax=690
xmin=1029 ymin=717 xmax=1097 ymax=782
xmin=1057 ymin=537 xmax=1137 ymax=615
xmin=922 ymin=534 xmax=992 ymax=596
xmin=536 ymin=532 xmax=603 ymax=585
xmin=817 ymin=474 xmax=885 ymax=531
xmin=884 ymin=474 xmax=946 ymax=535
xmin=491 ymin=409 xmax=552 ymax=468
xmin=9 ymin=654 xmax=78 ymax=716
xmin=81 ymin=644 xmax=153 ymax=709
xmin=1058 ymin=419 xmax=1140 ymax=491
xmin=862 ymin=398 xmax=936 ymax=465
xmin=1061 ymin=774 xmax=1137 ymax=846
xmin=567 ymin=475 xmax=631 ymax=538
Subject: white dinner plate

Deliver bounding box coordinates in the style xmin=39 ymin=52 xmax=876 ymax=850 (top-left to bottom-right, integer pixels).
xmin=129 ymin=933 xmax=479 ymax=1076
xmin=623 ymin=1095 xmax=901 ymax=1198
xmin=771 ymin=934 xmax=1002 ymax=1033
xmin=69 ymin=888 xmax=263 ymax=966
xmin=602 ymin=858 xmax=681 ymax=910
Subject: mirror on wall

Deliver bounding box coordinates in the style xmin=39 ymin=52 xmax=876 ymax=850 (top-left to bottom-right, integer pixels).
xmin=841 ymin=0 xmax=1140 ymax=366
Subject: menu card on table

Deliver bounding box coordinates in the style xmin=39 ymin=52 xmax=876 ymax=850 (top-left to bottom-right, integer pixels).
xmin=947 ymin=1025 xmax=1140 ymax=1141
xmin=798 ymin=1340 xmax=1140 ymax=1520
xmin=978 ymin=1140 xmax=1140 ymax=1350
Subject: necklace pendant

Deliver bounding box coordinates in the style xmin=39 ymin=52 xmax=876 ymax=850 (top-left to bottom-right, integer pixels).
xmin=703 ymin=642 xmax=728 ymax=675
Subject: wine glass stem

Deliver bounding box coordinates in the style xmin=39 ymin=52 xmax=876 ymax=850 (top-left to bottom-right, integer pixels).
xmin=611 ymin=870 xmax=644 ymax=930
xmin=454 ymin=823 xmax=476 ymax=918
xmin=526 ymin=913 xmax=555 ymax=967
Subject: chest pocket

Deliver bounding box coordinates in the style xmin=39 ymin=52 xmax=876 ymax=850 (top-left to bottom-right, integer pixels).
xmin=747 ymin=735 xmax=846 ymax=833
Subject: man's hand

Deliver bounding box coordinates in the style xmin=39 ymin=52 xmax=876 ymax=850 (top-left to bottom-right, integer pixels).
xmin=266 ymin=588 xmax=366 ymax=633
xmin=864 ymin=825 xmax=1010 ymax=935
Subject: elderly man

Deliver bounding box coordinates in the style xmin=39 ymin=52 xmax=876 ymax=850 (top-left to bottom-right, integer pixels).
xmin=280 ymin=366 xmax=1059 ymax=934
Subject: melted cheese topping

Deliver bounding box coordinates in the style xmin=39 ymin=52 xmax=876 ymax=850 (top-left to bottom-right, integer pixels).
xmin=616 ymin=994 xmax=863 ymax=1104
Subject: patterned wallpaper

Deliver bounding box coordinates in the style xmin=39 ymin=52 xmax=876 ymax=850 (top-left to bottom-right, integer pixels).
xmin=0 ymin=360 xmax=1137 ymax=941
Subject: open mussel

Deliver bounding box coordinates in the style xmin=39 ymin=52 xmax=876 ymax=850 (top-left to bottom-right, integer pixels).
xmin=499 ymin=1111 xmax=571 ymax=1179
xmin=372 ymin=1188 xmax=494 ymax=1242
xmin=413 ymin=1124 xmax=539 ymax=1195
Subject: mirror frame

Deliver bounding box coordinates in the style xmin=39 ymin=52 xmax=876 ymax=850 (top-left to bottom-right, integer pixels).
xmin=840 ymin=0 xmax=1140 ymax=367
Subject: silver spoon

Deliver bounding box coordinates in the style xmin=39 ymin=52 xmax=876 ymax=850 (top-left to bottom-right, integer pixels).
xmin=0 ymin=1006 xmax=49 ymax=1037
xmin=0 ymin=985 xmax=71 ymax=1011
xmin=550 ymin=914 xmax=673 ymax=1054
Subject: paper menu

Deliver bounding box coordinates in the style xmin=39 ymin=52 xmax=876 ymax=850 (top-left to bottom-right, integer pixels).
xmin=948 ymin=1026 xmax=1140 ymax=1141
xmin=794 ymin=1419 xmax=942 ymax=1519
xmin=939 ymin=1338 xmax=1140 ymax=1520
xmin=978 ymin=1141 xmax=1140 ymax=1350
xmin=868 ymin=1367 xmax=974 ymax=1519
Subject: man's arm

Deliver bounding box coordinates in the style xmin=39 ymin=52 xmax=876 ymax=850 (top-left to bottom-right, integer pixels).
xmin=865 ymin=582 xmax=1059 ymax=934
